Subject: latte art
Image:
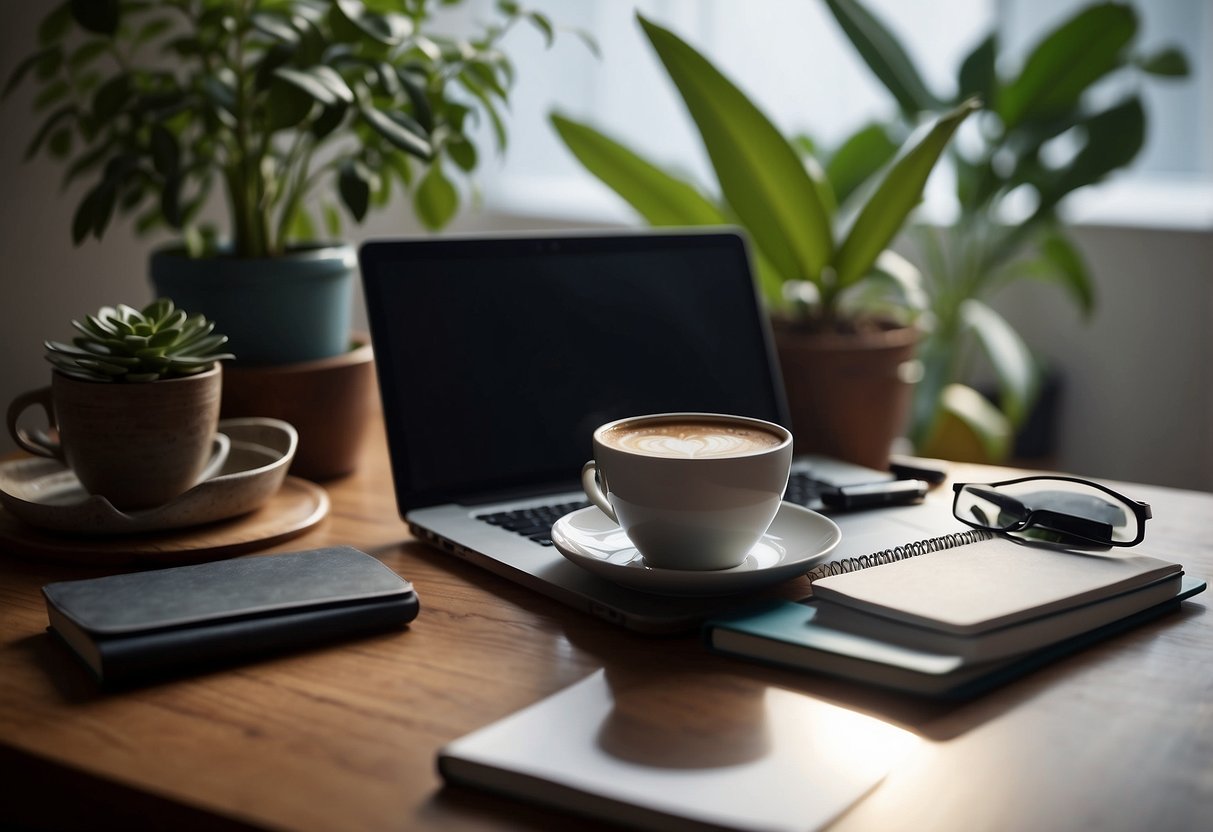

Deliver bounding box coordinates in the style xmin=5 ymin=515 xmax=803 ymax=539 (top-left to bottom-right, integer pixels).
xmin=602 ymin=421 xmax=783 ymax=458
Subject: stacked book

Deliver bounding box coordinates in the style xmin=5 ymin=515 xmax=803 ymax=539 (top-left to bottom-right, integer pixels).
xmin=706 ymin=530 xmax=1205 ymax=697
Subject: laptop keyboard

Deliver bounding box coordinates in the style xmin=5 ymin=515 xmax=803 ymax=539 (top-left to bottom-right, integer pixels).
xmin=474 ymin=472 xmax=834 ymax=547
xmin=475 ymin=500 xmax=591 ymax=547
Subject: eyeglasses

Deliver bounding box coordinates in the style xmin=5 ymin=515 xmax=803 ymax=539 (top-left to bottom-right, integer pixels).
xmin=952 ymin=476 xmax=1152 ymax=547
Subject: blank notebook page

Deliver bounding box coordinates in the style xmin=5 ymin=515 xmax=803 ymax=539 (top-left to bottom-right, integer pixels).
xmin=810 ymin=536 xmax=1181 ymax=635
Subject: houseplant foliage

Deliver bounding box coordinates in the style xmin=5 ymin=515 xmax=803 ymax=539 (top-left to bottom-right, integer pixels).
xmin=6 ymin=0 xmax=566 ymax=256
xmin=551 ymin=13 xmax=975 ymax=466
xmin=45 ymin=298 xmax=234 ymax=382
xmin=821 ymin=0 xmax=1189 ymax=459
xmin=552 ymin=13 xmax=976 ymax=335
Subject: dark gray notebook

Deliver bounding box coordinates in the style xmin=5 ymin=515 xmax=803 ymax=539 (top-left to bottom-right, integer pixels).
xmin=43 ymin=546 xmax=419 ymax=684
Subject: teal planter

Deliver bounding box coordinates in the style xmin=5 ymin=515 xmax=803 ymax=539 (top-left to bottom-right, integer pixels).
xmin=150 ymin=244 xmax=356 ymax=365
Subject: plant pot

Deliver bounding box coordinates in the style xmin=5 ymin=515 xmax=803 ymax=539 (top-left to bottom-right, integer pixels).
xmin=218 ymin=337 xmax=376 ymax=481
xmin=149 ymin=244 xmax=357 ymax=365
xmin=773 ymin=323 xmax=919 ymax=471
xmin=6 ymin=367 xmax=224 ymax=510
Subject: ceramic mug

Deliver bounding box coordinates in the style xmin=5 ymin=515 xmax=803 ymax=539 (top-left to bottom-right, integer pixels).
xmin=6 ymin=367 xmax=228 ymax=511
xmin=581 ymin=413 xmax=793 ymax=570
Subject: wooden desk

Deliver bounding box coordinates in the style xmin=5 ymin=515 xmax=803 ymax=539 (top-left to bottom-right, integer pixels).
xmin=1 ymin=419 xmax=1210 ymax=831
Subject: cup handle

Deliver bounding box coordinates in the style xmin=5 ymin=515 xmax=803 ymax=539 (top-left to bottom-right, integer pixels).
xmin=6 ymin=387 xmax=65 ymax=463
xmin=195 ymin=432 xmax=232 ymax=484
xmin=581 ymin=460 xmax=618 ymax=524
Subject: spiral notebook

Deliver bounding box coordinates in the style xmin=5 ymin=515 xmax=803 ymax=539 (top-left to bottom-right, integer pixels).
xmin=705 ymin=530 xmax=1203 ymax=697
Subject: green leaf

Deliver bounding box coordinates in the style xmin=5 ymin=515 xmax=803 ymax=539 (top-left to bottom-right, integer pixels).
xmin=310 ymin=103 xmax=348 ymax=139
xmin=4 ymin=50 xmax=54 ymax=99
xmin=71 ymin=182 xmax=116 ymax=244
xmin=252 ymin=12 xmax=300 ymax=45
xmin=414 ymin=162 xmax=458 ymax=230
xmin=70 ymin=0 xmax=119 ymax=36
xmin=91 ymin=73 xmax=130 ymax=119
xmin=999 ymin=4 xmax=1136 ymax=130
xmin=1137 ymin=46 xmax=1189 ymax=78
xmin=527 ymin=12 xmax=555 ymax=47
xmin=360 ymin=105 xmax=431 ymax=159
xmin=957 ymin=33 xmax=997 ymax=106
xmin=39 ymin=3 xmax=74 ymax=45
xmin=396 ymin=69 xmax=433 ymax=130
xmin=823 ymin=0 xmax=939 ymax=116
xmin=639 ymin=13 xmax=832 ymax=284
xmin=1001 ymin=228 xmax=1096 ymax=319
xmin=446 ymin=136 xmax=477 ymax=172
xmin=266 ymin=78 xmax=315 ymax=131
xmin=833 ymin=99 xmax=977 ymax=289
xmin=824 ymin=122 xmax=899 ymax=208
xmin=958 ymin=298 xmax=1037 ymax=428
xmin=338 ymin=161 xmax=371 ymax=222
xmin=23 ymin=105 xmax=76 ymax=159
xmin=323 ymin=202 xmax=342 ymax=238
xmin=1033 ymin=96 xmax=1145 ymax=218
xmin=933 ymin=383 xmax=1013 ymax=462
xmin=550 ymin=113 xmax=727 ymax=227
xmin=274 ymin=67 xmax=340 ymax=106
xmin=149 ymin=124 xmax=178 ymax=177
xmin=287 ymin=206 xmax=317 ymax=241
xmin=333 ymin=0 xmax=410 ymax=46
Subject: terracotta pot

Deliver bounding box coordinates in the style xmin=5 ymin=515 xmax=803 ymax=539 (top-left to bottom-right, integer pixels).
xmin=773 ymin=323 xmax=919 ymax=471
xmin=6 ymin=367 xmax=223 ymax=510
xmin=219 ymin=337 xmax=376 ymax=481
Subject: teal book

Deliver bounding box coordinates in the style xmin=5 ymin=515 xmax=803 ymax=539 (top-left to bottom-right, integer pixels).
xmin=705 ymin=576 xmax=1205 ymax=698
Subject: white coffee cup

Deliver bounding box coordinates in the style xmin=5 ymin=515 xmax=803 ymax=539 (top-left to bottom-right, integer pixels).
xmin=581 ymin=413 xmax=793 ymax=570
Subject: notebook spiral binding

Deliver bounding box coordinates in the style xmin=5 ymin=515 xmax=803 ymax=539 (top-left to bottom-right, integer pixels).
xmin=806 ymin=528 xmax=996 ymax=585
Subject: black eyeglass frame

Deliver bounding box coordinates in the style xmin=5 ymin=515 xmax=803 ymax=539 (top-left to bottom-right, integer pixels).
xmin=951 ymin=475 xmax=1153 ymax=547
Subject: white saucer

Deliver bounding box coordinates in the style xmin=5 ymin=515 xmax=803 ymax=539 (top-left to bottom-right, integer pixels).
xmin=0 ymin=418 xmax=298 ymax=535
xmin=551 ymin=502 xmax=841 ymax=596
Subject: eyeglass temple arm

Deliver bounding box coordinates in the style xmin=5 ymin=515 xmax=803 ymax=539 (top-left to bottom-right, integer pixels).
xmin=1027 ymin=508 xmax=1114 ymax=542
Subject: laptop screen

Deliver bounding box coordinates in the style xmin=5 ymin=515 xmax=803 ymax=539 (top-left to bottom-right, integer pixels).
xmin=360 ymin=232 xmax=788 ymax=510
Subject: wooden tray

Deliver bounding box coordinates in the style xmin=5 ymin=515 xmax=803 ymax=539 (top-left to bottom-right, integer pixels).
xmin=0 ymin=476 xmax=329 ymax=567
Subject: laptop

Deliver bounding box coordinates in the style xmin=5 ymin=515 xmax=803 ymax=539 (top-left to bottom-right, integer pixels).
xmin=360 ymin=231 xmax=899 ymax=632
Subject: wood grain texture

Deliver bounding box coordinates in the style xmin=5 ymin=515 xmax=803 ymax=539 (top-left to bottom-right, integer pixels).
xmin=0 ymin=477 xmax=329 ymax=565
xmin=0 ymin=418 xmax=1209 ymax=831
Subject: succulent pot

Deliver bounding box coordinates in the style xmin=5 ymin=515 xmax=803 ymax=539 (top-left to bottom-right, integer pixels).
xmin=218 ymin=336 xmax=376 ymax=481
xmin=6 ymin=366 xmax=223 ymax=511
xmin=149 ymin=243 xmax=356 ymax=365
xmin=773 ymin=322 xmax=919 ymax=471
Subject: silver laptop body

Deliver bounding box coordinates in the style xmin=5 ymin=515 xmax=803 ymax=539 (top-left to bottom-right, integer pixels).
xmin=360 ymin=231 xmax=896 ymax=633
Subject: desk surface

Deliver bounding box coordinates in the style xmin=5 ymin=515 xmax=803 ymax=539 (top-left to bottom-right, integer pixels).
xmin=1 ymin=418 xmax=1210 ymax=831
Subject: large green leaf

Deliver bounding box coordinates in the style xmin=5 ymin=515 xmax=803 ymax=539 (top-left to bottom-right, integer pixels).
xmin=1137 ymin=47 xmax=1189 ymax=77
xmin=833 ymin=99 xmax=977 ymax=289
xmin=957 ymin=33 xmax=997 ymax=106
xmin=550 ymin=112 xmax=726 ymax=227
xmin=414 ymin=162 xmax=458 ymax=230
xmin=958 ymin=298 xmax=1037 ymax=428
xmin=639 ymin=13 xmax=831 ymax=284
xmin=823 ymin=0 xmax=939 ymax=116
xmin=934 ymin=383 xmax=1012 ymax=462
xmin=1033 ymin=96 xmax=1144 ymax=218
xmin=998 ymin=228 xmax=1095 ymax=319
xmin=999 ymin=4 xmax=1136 ymax=130
xmin=824 ymin=122 xmax=898 ymax=208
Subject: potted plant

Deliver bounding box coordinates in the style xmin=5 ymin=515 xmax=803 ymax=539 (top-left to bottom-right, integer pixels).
xmin=819 ymin=0 xmax=1189 ymax=461
xmin=6 ymin=299 xmax=234 ymax=511
xmin=7 ymin=0 xmax=574 ymax=477
xmin=551 ymin=13 xmax=975 ymax=469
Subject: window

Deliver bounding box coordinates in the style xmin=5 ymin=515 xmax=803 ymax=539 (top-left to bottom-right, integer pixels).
xmin=475 ymin=0 xmax=1212 ymax=229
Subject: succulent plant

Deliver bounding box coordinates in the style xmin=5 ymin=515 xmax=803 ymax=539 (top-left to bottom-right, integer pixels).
xmin=45 ymin=299 xmax=234 ymax=382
